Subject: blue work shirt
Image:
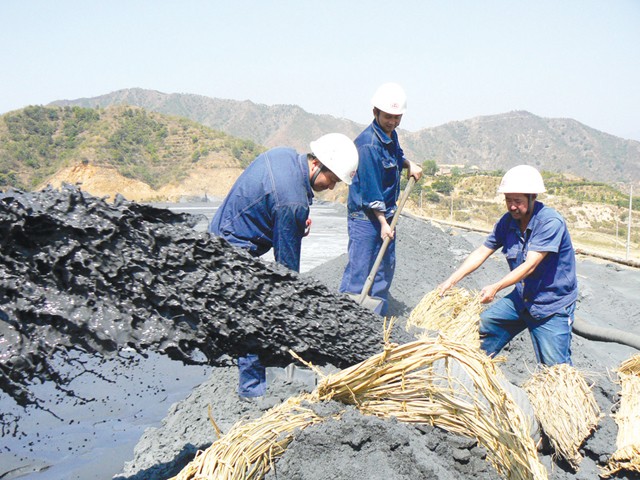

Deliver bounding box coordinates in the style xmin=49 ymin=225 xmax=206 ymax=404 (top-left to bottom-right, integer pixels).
xmin=209 ymin=147 xmax=313 ymax=272
xmin=484 ymin=201 xmax=578 ymax=319
xmin=347 ymin=120 xmax=405 ymax=220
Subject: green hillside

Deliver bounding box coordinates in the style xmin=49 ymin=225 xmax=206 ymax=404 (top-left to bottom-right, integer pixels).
xmin=50 ymin=89 xmax=640 ymax=187
xmin=1 ymin=103 xmax=637 ymax=252
xmin=0 ymin=105 xmax=264 ymax=190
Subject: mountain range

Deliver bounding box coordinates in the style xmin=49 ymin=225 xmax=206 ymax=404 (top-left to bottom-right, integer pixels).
xmin=50 ymin=88 xmax=640 ymax=187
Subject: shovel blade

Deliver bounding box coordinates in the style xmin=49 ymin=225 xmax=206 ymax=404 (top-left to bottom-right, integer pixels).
xmin=347 ymin=293 xmax=384 ymax=314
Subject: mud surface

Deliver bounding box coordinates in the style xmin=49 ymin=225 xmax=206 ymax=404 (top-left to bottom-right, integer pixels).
xmin=1 ymin=186 xmax=639 ymax=480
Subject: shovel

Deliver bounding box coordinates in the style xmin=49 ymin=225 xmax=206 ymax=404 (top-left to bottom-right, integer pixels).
xmin=350 ymin=176 xmax=416 ymax=312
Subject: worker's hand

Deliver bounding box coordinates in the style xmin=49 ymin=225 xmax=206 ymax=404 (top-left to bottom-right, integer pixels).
xmin=380 ymin=222 xmax=394 ymax=241
xmin=479 ymin=284 xmax=499 ymax=304
xmin=303 ymin=218 xmax=312 ymax=237
xmin=437 ymin=278 xmax=455 ymax=297
xmin=407 ymin=161 xmax=423 ymax=181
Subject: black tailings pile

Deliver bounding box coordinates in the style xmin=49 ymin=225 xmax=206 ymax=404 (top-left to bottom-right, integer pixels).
xmin=0 ymin=185 xmax=386 ymax=412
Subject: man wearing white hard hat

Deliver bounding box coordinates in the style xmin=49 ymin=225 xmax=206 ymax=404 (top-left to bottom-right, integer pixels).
xmin=210 ymin=133 xmax=358 ymax=272
xmin=339 ymin=82 xmax=422 ymax=316
xmin=209 ymin=132 xmax=358 ymax=398
xmin=439 ymin=165 xmax=578 ymax=366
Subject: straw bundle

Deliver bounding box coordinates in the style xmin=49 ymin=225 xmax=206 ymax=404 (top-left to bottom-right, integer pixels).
xmin=316 ymin=335 xmax=547 ymax=480
xmin=522 ymin=363 xmax=601 ymax=470
xmin=407 ymin=288 xmax=482 ymax=348
xmin=171 ymin=324 xmax=546 ymax=480
xmin=601 ymin=354 xmax=640 ymax=477
xmin=170 ymin=393 xmax=327 ymax=480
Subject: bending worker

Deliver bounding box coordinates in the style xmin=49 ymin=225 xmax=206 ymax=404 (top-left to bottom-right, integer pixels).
xmin=339 ymin=82 xmax=422 ymax=316
xmin=209 ymin=132 xmax=359 ymax=398
xmin=438 ymin=165 xmax=578 ymax=366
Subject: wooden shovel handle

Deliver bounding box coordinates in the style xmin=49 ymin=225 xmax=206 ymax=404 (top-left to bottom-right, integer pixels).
xmin=357 ymin=176 xmax=416 ymax=304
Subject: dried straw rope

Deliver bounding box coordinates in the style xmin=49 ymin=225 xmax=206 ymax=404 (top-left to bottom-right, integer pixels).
xmin=170 ymin=393 xmax=326 ymax=480
xmin=601 ymin=354 xmax=640 ymax=477
xmin=407 ymin=288 xmax=482 ymax=348
xmin=522 ymin=363 xmax=601 ymax=470
xmin=316 ymin=333 xmax=546 ymax=480
xmin=171 ymin=321 xmax=547 ymax=480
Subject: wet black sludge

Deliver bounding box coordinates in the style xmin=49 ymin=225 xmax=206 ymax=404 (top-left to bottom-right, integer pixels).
xmin=0 ymin=185 xmax=382 ymax=411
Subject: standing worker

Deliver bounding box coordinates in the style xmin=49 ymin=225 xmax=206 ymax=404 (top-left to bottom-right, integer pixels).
xmin=209 ymin=132 xmax=359 ymax=399
xmin=339 ymin=82 xmax=422 ymax=316
xmin=438 ymin=165 xmax=578 ymax=366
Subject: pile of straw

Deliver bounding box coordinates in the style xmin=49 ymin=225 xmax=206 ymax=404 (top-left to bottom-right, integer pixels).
xmin=522 ymin=363 xmax=601 ymax=470
xmin=601 ymin=354 xmax=640 ymax=477
xmin=170 ymin=393 xmax=327 ymax=480
xmin=171 ymin=323 xmax=546 ymax=480
xmin=407 ymin=288 xmax=482 ymax=348
xmin=316 ymin=334 xmax=546 ymax=480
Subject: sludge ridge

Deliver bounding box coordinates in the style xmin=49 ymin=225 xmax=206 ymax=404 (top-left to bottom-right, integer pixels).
xmin=0 ymin=185 xmax=383 ymax=413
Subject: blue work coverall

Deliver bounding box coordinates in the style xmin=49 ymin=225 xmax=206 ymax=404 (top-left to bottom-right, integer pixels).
xmin=209 ymin=147 xmax=313 ymax=396
xmin=339 ymin=119 xmax=405 ymax=316
xmin=480 ymin=201 xmax=578 ymax=365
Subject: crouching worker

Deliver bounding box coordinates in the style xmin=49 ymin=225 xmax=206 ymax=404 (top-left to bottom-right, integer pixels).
xmin=208 ymin=133 xmax=359 ymax=399
xmin=438 ymin=165 xmax=578 ymax=366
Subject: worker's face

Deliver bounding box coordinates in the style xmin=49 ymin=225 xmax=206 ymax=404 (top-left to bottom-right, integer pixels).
xmin=310 ymin=163 xmax=341 ymax=192
xmin=504 ymin=193 xmax=530 ymax=219
xmin=374 ymin=109 xmax=402 ymax=136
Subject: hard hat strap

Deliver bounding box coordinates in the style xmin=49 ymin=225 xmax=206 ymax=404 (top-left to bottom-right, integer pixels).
xmin=310 ymin=162 xmax=326 ymax=188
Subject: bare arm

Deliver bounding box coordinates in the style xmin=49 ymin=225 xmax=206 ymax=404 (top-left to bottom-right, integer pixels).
xmin=479 ymin=250 xmax=548 ymax=303
xmin=438 ymin=245 xmax=495 ymax=295
xmin=404 ymin=159 xmax=423 ymax=181
xmin=374 ymin=210 xmax=393 ymax=240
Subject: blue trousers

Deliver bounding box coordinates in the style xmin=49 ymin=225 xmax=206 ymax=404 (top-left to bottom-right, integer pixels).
xmin=479 ymin=291 xmax=575 ymax=366
xmin=339 ymin=217 xmax=396 ymax=316
xmin=238 ymin=354 xmax=266 ymax=397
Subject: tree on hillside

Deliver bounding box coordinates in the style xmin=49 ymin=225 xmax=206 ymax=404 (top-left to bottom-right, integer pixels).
xmin=422 ymin=159 xmax=437 ymax=176
xmin=432 ymin=177 xmax=454 ymax=195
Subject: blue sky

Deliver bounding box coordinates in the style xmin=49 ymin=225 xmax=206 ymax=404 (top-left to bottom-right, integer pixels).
xmin=2 ymin=0 xmax=639 ymax=140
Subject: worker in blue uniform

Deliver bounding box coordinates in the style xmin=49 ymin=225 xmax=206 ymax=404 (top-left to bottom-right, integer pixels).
xmin=339 ymin=82 xmax=422 ymax=316
xmin=438 ymin=165 xmax=578 ymax=366
xmin=209 ymin=132 xmax=359 ymax=398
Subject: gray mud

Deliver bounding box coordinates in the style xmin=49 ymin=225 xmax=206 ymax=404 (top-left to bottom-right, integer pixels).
xmin=266 ymin=405 xmax=500 ymax=480
xmin=2 ymin=187 xmax=639 ymax=480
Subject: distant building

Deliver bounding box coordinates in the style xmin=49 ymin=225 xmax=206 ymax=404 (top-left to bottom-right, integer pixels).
xmin=436 ymin=164 xmax=469 ymax=177
xmin=435 ymin=165 xmax=480 ymax=177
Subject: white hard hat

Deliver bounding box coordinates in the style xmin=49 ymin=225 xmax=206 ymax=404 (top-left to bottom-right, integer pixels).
xmin=371 ymin=82 xmax=407 ymax=115
xmin=309 ymin=133 xmax=359 ymax=185
xmin=497 ymin=165 xmax=546 ymax=194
